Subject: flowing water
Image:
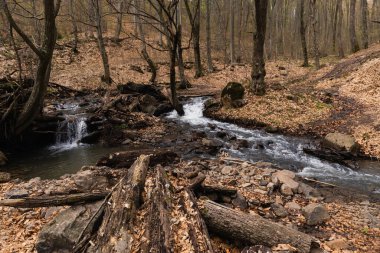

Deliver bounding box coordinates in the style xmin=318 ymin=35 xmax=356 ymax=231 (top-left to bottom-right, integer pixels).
xmin=167 ymin=97 xmax=380 ymax=194
xmin=2 ymin=97 xmax=380 ymax=195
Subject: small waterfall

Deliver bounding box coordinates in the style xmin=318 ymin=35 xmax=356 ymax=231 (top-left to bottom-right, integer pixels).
xmin=52 ymin=116 xmax=88 ymax=150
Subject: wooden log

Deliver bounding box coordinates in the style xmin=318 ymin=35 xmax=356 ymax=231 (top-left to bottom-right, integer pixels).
xmin=199 ymin=200 xmax=319 ymax=253
xmin=187 ymin=173 xmax=206 ymax=191
xmin=86 ymin=155 xmax=150 ymax=253
xmin=0 ymin=192 xmax=108 ymax=208
xmin=97 ymin=148 xmax=178 ymax=168
xmin=141 ymin=166 xmax=173 ymax=252
xmin=183 ymin=189 xmax=214 ymax=253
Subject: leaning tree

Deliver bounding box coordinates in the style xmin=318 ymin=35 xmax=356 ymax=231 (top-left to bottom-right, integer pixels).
xmin=1 ymin=0 xmax=61 ymax=139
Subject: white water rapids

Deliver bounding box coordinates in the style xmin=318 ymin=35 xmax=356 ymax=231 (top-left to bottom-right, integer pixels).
xmin=168 ymin=97 xmax=380 ymax=193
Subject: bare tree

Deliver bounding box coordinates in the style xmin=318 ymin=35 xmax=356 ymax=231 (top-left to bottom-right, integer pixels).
xmin=184 ymin=0 xmax=203 ymax=78
xmin=299 ymin=0 xmax=309 ymax=67
xmin=205 ymin=0 xmax=214 ymax=72
xmin=350 ymin=0 xmax=360 ymax=53
xmin=361 ymin=0 xmax=369 ymax=49
xmin=229 ymin=0 xmax=235 ymax=64
xmin=1 ymin=0 xmax=61 ymax=135
xmin=336 ymin=0 xmax=345 ymax=57
xmin=91 ymin=0 xmax=112 ymax=84
xmin=310 ymin=0 xmax=320 ymax=69
xmin=114 ymin=0 xmax=125 ymax=41
xmin=252 ymin=0 xmax=268 ymax=95
xmin=69 ymin=0 xmax=79 ymax=53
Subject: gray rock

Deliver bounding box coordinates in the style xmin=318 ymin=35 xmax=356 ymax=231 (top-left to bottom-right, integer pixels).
xmin=232 ymin=193 xmax=248 ymax=210
xmin=271 ymin=203 xmax=288 ymax=218
xmin=0 ymin=172 xmax=11 ymax=183
xmin=201 ymin=138 xmax=223 ymax=148
xmin=73 ymin=170 xmax=110 ymax=191
xmin=5 ymin=189 xmax=28 ymax=199
xmin=298 ymin=183 xmax=320 ymax=198
xmin=302 ymin=203 xmax=330 ymax=225
xmin=323 ymin=132 xmax=359 ymax=152
xmin=0 ymin=150 xmax=7 ymax=166
xmin=272 ymin=170 xmax=299 ymax=194
xmin=285 ymin=201 xmax=301 ymax=211
xmin=221 ymin=82 xmax=245 ymax=108
xmin=36 ymin=201 xmax=102 ymax=253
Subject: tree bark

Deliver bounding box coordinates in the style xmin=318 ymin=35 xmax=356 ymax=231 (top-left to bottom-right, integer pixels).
xmin=310 ymin=0 xmax=320 ymax=69
xmin=251 ymin=0 xmax=268 ymax=96
xmin=350 ymin=0 xmax=360 ymax=53
xmin=229 ymin=0 xmax=236 ymax=64
xmin=93 ymin=0 xmax=112 ymax=84
xmin=205 ymin=0 xmax=214 ymax=72
xmin=87 ymin=155 xmax=150 ymax=252
xmin=114 ymin=0 xmax=124 ymax=41
xmin=69 ymin=0 xmax=79 ymax=53
xmin=184 ymin=0 xmax=203 ymax=78
xmin=361 ymin=0 xmax=369 ymax=49
xmin=0 ymin=192 xmax=108 ymax=208
xmin=200 ymin=200 xmax=319 ymax=253
xmin=300 ymin=0 xmax=309 ymax=67
xmin=336 ymin=0 xmax=345 ymax=57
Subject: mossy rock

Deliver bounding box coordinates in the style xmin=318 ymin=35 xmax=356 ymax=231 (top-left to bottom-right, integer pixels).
xmin=221 ymin=82 xmax=245 ymax=101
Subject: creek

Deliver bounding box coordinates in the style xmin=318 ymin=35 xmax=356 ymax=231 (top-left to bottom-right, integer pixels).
xmin=2 ymin=97 xmax=380 ymax=195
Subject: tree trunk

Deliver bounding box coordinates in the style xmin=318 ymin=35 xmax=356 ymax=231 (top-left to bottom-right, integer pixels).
xmin=200 ymin=200 xmax=319 ymax=253
xmin=114 ymin=0 xmax=124 ymax=41
xmin=184 ymin=0 xmax=203 ymax=78
xmin=93 ymin=0 xmax=112 ymax=84
xmin=170 ymin=32 xmax=185 ymax=116
xmin=205 ymin=0 xmax=214 ymax=72
xmin=350 ymin=0 xmax=360 ymax=53
xmin=176 ymin=3 xmax=190 ymax=89
xmin=361 ymin=0 xmax=369 ymax=49
xmin=229 ymin=0 xmax=235 ymax=64
xmin=336 ymin=0 xmax=345 ymax=57
xmin=300 ymin=0 xmax=309 ymax=67
xmin=69 ymin=0 xmax=79 ymax=53
xmin=2 ymin=0 xmax=59 ymax=135
xmin=251 ymin=0 xmax=268 ymax=96
xmin=310 ymin=0 xmax=320 ymax=69
xmin=135 ymin=0 xmax=157 ymax=84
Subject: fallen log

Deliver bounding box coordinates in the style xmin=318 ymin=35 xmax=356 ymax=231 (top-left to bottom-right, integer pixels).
xmin=0 ymin=192 xmax=108 ymax=208
xmin=141 ymin=166 xmax=173 ymax=252
xmin=97 ymin=148 xmax=178 ymax=168
xmin=86 ymin=155 xmax=150 ymax=252
xmin=199 ymin=200 xmax=319 ymax=253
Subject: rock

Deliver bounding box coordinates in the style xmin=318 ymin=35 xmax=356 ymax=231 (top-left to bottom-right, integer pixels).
xmin=272 ymin=170 xmax=299 ymax=194
xmin=201 ymin=138 xmax=222 ymax=148
xmin=232 ymin=193 xmax=248 ymax=210
xmin=265 ymin=126 xmax=279 ymax=133
xmin=298 ymin=183 xmax=320 ymax=198
xmin=271 ymin=203 xmax=288 ymax=218
xmin=231 ymin=99 xmax=247 ymax=108
xmin=221 ymin=82 xmax=245 ymax=108
xmin=326 ymin=238 xmax=350 ymax=250
xmin=280 ymin=184 xmax=294 ymax=196
xmin=0 ymin=150 xmax=7 ymax=166
xmin=153 ymin=103 xmax=173 ymax=116
xmin=241 ymin=183 xmax=252 ymax=188
xmin=73 ymin=170 xmax=110 ymax=191
xmin=36 ymin=201 xmax=102 ymax=253
xmin=285 ymin=201 xmax=301 ymax=211
xmin=204 ymin=98 xmax=220 ymax=110
xmin=216 ymin=131 xmax=228 ymax=139
xmin=80 ymin=131 xmax=102 ymax=144
xmin=280 ymin=69 xmax=288 ymax=76
xmin=139 ymin=94 xmax=158 ymax=114
xmin=221 ymin=166 xmax=237 ymax=176
xmin=5 ymin=189 xmax=28 ymax=199
xmin=0 ymin=172 xmax=11 ymax=183
xmin=235 ymin=139 xmax=250 ymax=149
xmin=242 ymin=245 xmax=272 ymax=253
xmin=302 ymin=203 xmax=330 ymax=225
xmin=323 ymin=132 xmax=359 ymax=153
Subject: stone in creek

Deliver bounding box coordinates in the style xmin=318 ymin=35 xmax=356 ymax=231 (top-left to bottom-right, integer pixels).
xmin=0 ymin=172 xmax=11 ymax=183
xmin=302 ymin=203 xmax=330 ymax=225
xmin=4 ymin=189 xmax=28 ymax=199
xmin=323 ymin=132 xmax=359 ymax=153
xmin=271 ymin=203 xmax=288 ymax=218
xmin=201 ymin=138 xmax=223 ymax=148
